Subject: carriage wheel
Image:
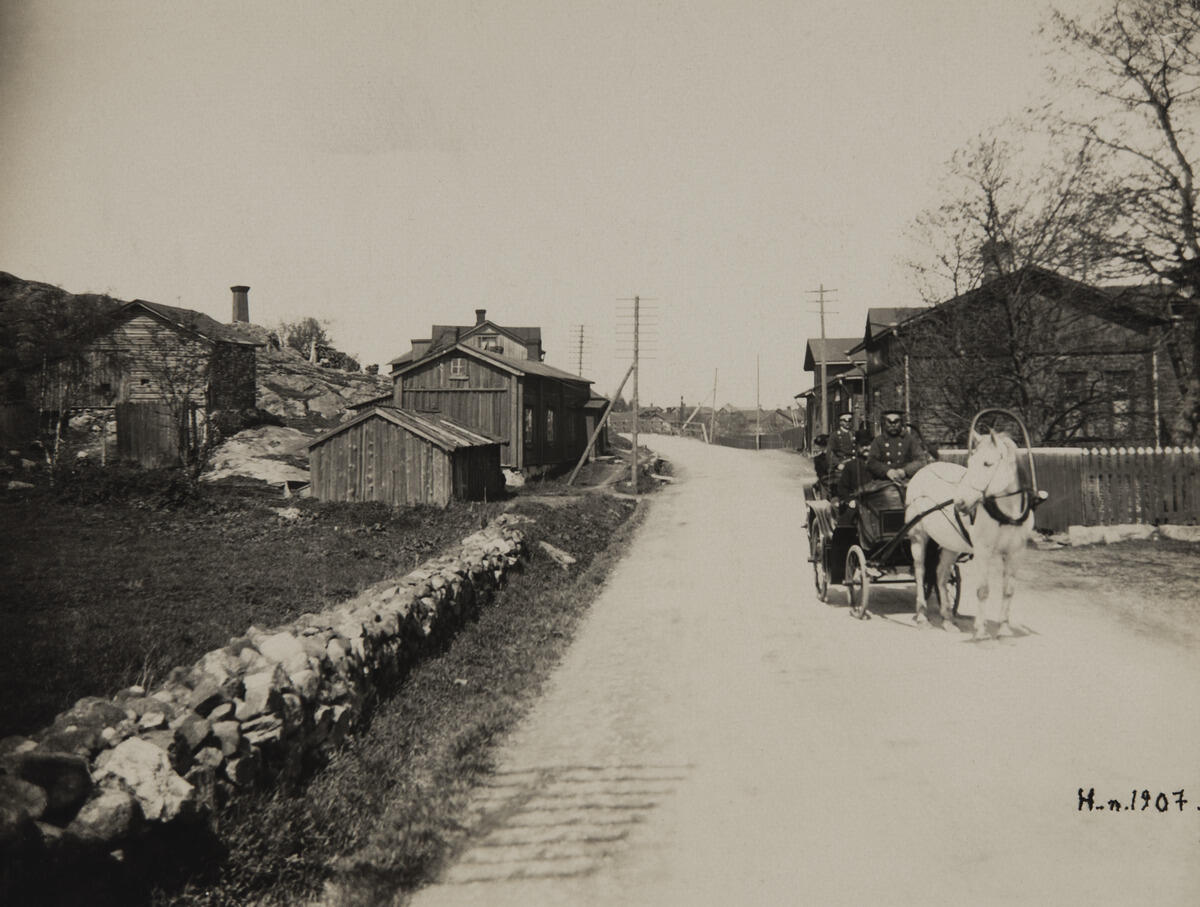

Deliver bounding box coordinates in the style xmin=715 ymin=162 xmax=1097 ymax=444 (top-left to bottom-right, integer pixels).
xmin=845 ymin=545 xmax=871 ymax=619
xmin=808 ymin=520 xmax=831 ymax=603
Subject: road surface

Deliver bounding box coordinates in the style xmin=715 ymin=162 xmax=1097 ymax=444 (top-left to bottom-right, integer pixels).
xmin=402 ymin=434 xmax=1200 ymax=906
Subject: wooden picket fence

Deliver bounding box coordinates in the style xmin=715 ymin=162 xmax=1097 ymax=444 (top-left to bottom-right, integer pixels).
xmin=937 ymin=446 xmax=1200 ymax=532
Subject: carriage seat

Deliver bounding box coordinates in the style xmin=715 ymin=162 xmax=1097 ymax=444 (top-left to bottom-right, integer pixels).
xmin=855 ymin=480 xmax=906 ymax=547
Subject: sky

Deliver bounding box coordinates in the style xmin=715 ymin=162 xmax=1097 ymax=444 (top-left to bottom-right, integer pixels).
xmin=0 ymin=0 xmax=1085 ymax=409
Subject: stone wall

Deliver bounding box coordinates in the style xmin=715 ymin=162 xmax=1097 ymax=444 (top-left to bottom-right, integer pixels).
xmin=0 ymin=516 xmax=528 ymax=891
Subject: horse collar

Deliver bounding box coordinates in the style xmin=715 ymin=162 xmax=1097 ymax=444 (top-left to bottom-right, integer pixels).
xmin=983 ymin=489 xmax=1031 ymax=525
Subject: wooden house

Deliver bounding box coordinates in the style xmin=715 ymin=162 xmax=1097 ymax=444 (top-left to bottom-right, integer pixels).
xmin=849 ymin=269 xmax=1174 ymax=447
xmin=391 ymin=343 xmax=593 ymax=470
xmin=45 ymin=298 xmax=261 ymax=413
xmin=388 ymin=308 xmax=544 ymax=373
xmin=307 ymin=406 xmax=503 ymax=507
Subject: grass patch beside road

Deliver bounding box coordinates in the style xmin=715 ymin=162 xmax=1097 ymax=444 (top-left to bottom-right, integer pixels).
xmin=161 ymin=493 xmax=643 ymax=906
xmin=0 ymin=472 xmax=500 ymax=738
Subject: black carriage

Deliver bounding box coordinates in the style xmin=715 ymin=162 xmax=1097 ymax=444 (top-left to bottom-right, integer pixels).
xmin=804 ymin=477 xmax=962 ymax=619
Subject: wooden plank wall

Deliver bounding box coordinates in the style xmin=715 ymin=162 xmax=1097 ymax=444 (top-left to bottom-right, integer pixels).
xmin=310 ymin=417 xmax=461 ymax=507
xmin=937 ymin=447 xmax=1200 ymax=530
xmin=115 ymin=403 xmax=184 ymax=468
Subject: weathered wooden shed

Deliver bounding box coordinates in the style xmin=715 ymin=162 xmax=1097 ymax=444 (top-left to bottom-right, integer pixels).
xmin=307 ymin=406 xmax=503 ymax=507
xmin=391 ymin=343 xmax=593 ymax=470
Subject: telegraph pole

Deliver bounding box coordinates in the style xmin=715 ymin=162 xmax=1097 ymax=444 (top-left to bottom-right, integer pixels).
xmin=807 ymin=284 xmax=837 ymax=436
xmin=618 ymin=295 xmax=655 ymax=493
xmin=632 ymin=296 xmax=639 ymax=493
xmin=572 ymin=325 xmax=587 ymax=376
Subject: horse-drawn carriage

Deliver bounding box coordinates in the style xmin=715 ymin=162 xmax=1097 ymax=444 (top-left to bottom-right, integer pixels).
xmin=804 ymin=409 xmax=1047 ymax=629
xmin=805 ymin=475 xmax=962 ymax=620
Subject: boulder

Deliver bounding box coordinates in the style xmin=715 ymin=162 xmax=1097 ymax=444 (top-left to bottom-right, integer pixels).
xmin=94 ymin=738 xmax=194 ymax=823
xmin=64 ymin=787 xmax=141 ymax=848
xmin=0 ymin=774 xmax=48 ymax=826
xmin=237 ymin=664 xmax=290 ymax=720
xmin=11 ymin=750 xmax=92 ymax=823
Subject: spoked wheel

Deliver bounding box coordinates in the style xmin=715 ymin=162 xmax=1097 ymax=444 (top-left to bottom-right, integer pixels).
xmin=845 ymin=545 xmax=871 ymax=619
xmin=810 ymin=531 xmax=830 ymax=603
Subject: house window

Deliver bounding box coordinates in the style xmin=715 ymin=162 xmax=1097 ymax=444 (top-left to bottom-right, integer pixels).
xmin=545 ymin=409 xmax=556 ymax=445
xmin=524 ymin=407 xmax=535 ymax=447
xmin=449 ymin=358 xmax=467 ymax=380
xmin=1105 ymin=370 xmax=1133 ymax=438
xmin=1059 ymin=370 xmax=1091 ymax=438
xmin=478 ymin=334 xmax=503 ymax=353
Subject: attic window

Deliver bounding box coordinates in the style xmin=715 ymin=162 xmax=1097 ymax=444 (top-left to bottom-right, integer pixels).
xmin=449 ymin=358 xmax=467 ymax=379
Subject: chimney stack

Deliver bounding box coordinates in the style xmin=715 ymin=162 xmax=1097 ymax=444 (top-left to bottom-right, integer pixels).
xmin=231 ymin=285 xmax=250 ymax=323
xmin=475 ymin=308 xmax=486 ymax=325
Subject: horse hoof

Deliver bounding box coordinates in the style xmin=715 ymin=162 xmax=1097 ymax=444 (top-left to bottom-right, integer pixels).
xmin=942 ymin=619 xmax=963 ymax=633
xmin=914 ymin=613 xmax=929 ymax=626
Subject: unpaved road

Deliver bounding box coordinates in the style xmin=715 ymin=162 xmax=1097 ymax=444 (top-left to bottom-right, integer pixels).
xmin=405 ymin=435 xmax=1200 ymax=906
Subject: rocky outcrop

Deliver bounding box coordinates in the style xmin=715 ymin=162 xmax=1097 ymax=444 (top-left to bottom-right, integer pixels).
xmin=0 ymin=516 xmax=527 ymax=892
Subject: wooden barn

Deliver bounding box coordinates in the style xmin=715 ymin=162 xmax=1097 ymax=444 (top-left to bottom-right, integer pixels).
xmin=391 ymin=343 xmax=594 ymax=470
xmin=307 ymin=405 xmax=503 ymax=507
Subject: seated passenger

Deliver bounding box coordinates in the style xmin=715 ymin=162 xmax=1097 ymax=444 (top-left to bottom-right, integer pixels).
xmin=836 ymin=429 xmax=876 ymax=501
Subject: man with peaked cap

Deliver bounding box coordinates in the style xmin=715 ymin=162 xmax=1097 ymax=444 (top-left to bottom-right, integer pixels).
xmin=828 ymin=411 xmax=856 ymax=471
xmin=867 ymin=409 xmax=929 ymax=482
xmin=836 ymin=427 xmax=876 ymax=500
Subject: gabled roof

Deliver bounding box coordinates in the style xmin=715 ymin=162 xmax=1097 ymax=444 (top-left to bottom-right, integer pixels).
xmin=850 ymin=268 xmax=1171 ymax=352
xmin=846 ymin=307 xmax=928 ymax=354
xmin=390 ymin=319 xmax=544 ymax=366
xmin=308 ymin=405 xmax=502 ymax=452
xmin=803 ymin=338 xmax=865 ymax=371
xmin=391 ymin=342 xmax=591 ymax=386
xmin=123 ymin=300 xmax=262 ymax=346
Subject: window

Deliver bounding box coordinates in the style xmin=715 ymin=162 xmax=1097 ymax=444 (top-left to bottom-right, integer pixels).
xmin=545 ymin=409 xmax=556 ymax=445
xmin=449 ymin=358 xmax=467 ymax=380
xmin=1105 ymin=370 xmax=1133 ymax=438
xmin=523 ymin=407 xmax=534 ymax=447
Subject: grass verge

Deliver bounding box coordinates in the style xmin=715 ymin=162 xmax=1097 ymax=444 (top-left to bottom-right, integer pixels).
xmin=156 ymin=493 xmax=644 ymax=906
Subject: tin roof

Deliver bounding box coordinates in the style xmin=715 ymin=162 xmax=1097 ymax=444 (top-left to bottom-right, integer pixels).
xmin=308 ymin=405 xmax=502 ymax=452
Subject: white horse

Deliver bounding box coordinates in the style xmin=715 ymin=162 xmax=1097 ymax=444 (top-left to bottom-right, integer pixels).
xmin=906 ymin=429 xmax=1035 ymax=638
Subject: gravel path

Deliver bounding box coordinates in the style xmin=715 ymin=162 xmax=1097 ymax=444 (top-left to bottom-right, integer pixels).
xmin=403 ymin=434 xmax=1200 ymax=907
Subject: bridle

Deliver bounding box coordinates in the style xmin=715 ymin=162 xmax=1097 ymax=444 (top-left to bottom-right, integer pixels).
xmin=962 ymin=409 xmax=1047 ymax=528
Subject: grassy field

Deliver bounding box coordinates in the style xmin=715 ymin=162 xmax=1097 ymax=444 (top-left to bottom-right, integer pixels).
xmin=0 ymin=469 xmax=504 ymax=738
xmin=0 ymin=459 xmax=648 ymax=905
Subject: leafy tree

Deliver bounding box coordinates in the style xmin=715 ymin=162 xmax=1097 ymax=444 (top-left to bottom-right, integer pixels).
xmin=278 ymin=317 xmax=331 ymax=360
xmin=1041 ymin=0 xmax=1200 ymax=438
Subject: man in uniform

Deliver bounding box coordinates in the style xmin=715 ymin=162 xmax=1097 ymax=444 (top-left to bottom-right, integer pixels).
xmin=828 ymin=412 xmax=856 ymax=472
xmin=867 ymin=409 xmax=929 ymax=482
xmin=836 ymin=428 xmax=875 ymax=500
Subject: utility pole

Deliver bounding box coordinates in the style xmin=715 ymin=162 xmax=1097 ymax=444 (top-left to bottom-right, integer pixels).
xmin=572 ymin=325 xmax=587 ymax=376
xmin=617 ymin=295 xmax=654 ymax=493
xmin=756 ymin=353 xmax=761 ymax=450
xmin=709 ymin=368 xmax=718 ymax=443
xmin=631 ymin=296 xmax=639 ymax=494
xmin=807 ymin=284 xmax=837 ymax=436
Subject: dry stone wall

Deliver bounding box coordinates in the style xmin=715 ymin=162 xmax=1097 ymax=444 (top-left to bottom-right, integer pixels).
xmin=0 ymin=515 xmax=527 ymax=886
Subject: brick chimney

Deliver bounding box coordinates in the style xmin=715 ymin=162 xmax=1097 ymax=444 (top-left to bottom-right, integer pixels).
xmin=475 ymin=308 xmax=486 ymax=325
xmin=231 ymin=285 xmax=250 ymax=323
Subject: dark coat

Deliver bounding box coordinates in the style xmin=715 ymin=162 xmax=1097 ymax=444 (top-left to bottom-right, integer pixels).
xmin=867 ymin=431 xmax=928 ymax=479
xmin=828 ymin=426 xmax=856 ymax=465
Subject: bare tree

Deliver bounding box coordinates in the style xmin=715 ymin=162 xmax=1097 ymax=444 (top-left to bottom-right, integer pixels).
xmin=1042 ymin=0 xmax=1200 ymax=438
xmin=137 ymin=324 xmax=213 ymax=471
xmin=903 ymin=134 xmax=1146 ymax=445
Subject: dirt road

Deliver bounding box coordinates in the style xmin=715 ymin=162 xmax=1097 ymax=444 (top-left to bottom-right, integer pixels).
xmin=405 ymin=435 xmax=1200 ymax=906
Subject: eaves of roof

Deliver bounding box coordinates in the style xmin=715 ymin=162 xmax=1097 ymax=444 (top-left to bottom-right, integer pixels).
xmin=308 ymin=405 xmax=502 ymax=451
